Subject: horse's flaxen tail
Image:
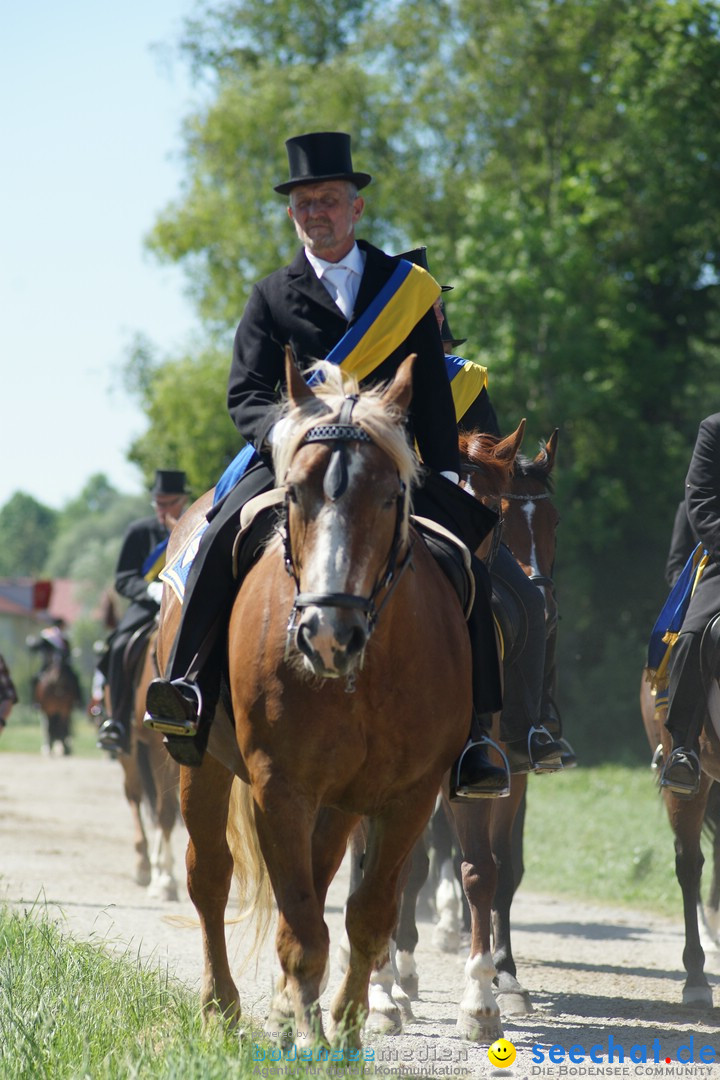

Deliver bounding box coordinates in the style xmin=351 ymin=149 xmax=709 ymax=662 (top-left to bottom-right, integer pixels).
xmin=225 ymin=778 xmax=274 ymax=966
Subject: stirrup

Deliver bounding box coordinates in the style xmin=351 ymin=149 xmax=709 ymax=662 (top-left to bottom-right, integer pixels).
xmin=660 ymin=747 xmax=700 ymax=799
xmin=143 ymin=678 xmax=202 ymax=738
xmin=527 ymin=724 xmax=563 ymax=772
xmin=453 ymin=735 xmax=510 ymax=800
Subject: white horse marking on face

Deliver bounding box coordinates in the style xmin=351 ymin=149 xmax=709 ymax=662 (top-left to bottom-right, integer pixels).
xmin=521 ymin=499 xmax=541 ymax=576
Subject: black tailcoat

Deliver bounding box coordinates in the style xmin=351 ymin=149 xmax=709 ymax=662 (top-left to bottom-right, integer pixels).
xmin=227 ymin=240 xmax=461 ymax=476
xmin=682 ymin=413 xmax=720 ymax=633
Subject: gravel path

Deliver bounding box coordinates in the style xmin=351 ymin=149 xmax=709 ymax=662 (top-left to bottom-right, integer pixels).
xmin=1 ymin=751 xmax=719 ymax=1078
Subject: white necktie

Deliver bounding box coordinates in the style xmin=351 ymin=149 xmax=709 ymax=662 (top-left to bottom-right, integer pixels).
xmin=325 ymin=266 xmax=354 ymax=319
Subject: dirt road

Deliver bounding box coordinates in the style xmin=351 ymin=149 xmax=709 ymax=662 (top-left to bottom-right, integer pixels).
xmin=1 ymin=751 xmax=719 ymax=1078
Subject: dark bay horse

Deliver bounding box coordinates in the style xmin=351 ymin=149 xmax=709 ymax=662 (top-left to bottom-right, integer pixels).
xmin=155 ymin=353 xmax=502 ymax=1047
xmin=640 ymin=665 xmax=720 ymax=1004
xmin=380 ymin=428 xmax=562 ymax=1023
xmin=34 ymin=658 xmax=81 ymax=756
xmin=107 ymin=627 xmax=181 ymax=898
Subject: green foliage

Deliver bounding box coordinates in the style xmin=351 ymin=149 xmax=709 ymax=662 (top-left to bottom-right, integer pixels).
xmin=0 ymin=493 xmax=58 ymax=577
xmin=125 ymin=342 xmax=241 ymax=494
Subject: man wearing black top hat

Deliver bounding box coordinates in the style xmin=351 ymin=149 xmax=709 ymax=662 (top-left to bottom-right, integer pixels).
xmin=96 ymin=469 xmax=189 ymax=753
xmin=145 ymin=131 xmax=556 ymax=795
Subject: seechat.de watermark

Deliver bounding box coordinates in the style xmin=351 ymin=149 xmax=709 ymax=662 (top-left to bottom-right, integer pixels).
xmin=527 ymin=1035 xmax=717 ymax=1075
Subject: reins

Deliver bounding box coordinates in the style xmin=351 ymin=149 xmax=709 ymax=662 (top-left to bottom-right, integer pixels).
xmin=283 ymin=394 xmax=413 ymax=657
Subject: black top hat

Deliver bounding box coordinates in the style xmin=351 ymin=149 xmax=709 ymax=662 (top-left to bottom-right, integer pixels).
xmin=150 ymin=469 xmax=189 ymax=496
xmin=441 ymin=309 xmax=467 ymax=349
xmin=274 ymin=132 xmax=372 ymax=195
xmin=396 ymin=247 xmax=452 ymax=292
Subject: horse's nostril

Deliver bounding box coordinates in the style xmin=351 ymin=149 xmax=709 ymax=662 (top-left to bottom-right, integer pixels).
xmin=345 ymin=625 xmax=367 ymax=658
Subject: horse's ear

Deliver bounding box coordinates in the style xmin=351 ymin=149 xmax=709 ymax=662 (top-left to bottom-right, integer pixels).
xmin=382 ymin=354 xmax=416 ymax=415
xmin=285 ymin=347 xmax=314 ymax=407
xmin=540 ymin=428 xmax=559 ymax=472
xmin=495 ymin=418 xmax=526 ymax=464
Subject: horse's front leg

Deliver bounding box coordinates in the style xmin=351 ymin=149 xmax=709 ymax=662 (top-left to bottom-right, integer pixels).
xmin=331 ymin=788 xmax=436 ymax=1045
xmin=448 ymin=795 xmax=503 ymax=1043
xmin=148 ymin=745 xmax=180 ymax=901
xmin=665 ymin=778 xmax=714 ymax=1005
xmin=254 ymin=795 xmax=336 ymax=1046
xmin=393 ymin=833 xmax=429 ymax=1003
xmin=490 ymin=773 xmax=533 ymax=1015
xmin=180 ymin=754 xmax=238 ymax=1021
xmin=119 ymin=752 xmax=152 ymax=886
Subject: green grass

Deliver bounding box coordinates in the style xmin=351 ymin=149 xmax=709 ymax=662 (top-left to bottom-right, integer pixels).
xmin=521 ymin=763 xmax=693 ymax=917
xmin=0 ymin=705 xmax=102 ymax=758
xmin=0 ymin=906 xmax=381 ymax=1080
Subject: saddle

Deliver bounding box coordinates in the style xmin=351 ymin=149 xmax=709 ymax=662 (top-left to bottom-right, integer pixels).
xmin=411 ymin=516 xmax=475 ymax=619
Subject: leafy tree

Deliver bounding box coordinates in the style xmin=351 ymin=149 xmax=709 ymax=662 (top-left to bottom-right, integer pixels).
xmin=124 ymin=340 xmax=240 ymax=494
xmin=0 ymin=493 xmax=58 ymax=576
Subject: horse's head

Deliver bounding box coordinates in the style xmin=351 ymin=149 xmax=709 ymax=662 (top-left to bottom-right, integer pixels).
xmin=275 ymin=350 xmax=420 ymax=680
xmin=502 ymin=429 xmax=560 ymax=628
xmin=460 ymin=421 xmax=526 ymax=561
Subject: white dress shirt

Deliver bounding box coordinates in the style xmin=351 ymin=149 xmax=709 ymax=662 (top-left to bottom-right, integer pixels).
xmin=305 ymin=243 xmax=366 ymax=319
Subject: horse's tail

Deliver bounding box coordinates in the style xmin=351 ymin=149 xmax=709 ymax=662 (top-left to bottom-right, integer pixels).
xmin=225 ymin=778 xmax=274 ymax=965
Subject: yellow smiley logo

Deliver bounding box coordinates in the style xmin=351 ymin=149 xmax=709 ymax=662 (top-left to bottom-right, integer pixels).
xmin=488 ymin=1038 xmax=517 ymax=1068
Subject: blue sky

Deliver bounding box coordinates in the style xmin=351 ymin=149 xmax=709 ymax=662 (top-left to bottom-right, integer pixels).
xmin=1 ymin=2 xmax=205 ymax=510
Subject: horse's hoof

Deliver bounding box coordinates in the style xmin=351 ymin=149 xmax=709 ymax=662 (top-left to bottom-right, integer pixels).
xmin=496 ymin=990 xmax=534 ymax=1016
xmin=391 ymin=982 xmax=415 ymax=1021
xmin=682 ymin=984 xmax=713 ymax=1007
xmin=398 ymin=973 xmax=419 ymax=1000
xmin=432 ymin=925 xmax=461 ymax=953
xmin=365 ymin=1008 xmax=403 ymax=1035
xmin=456 ymin=1009 xmax=503 ymax=1043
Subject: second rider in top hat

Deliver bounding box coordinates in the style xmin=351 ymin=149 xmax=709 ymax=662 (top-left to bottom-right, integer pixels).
xmin=145 ymin=131 xmax=563 ymax=793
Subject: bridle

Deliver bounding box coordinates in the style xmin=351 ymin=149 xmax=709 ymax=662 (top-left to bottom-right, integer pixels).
xmin=283 ymin=394 xmax=414 ymax=655
xmin=462 ymin=460 xmax=557 ymax=604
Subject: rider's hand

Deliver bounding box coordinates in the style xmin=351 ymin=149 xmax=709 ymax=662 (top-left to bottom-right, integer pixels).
xmin=146 ymin=581 xmax=164 ymax=604
xmin=440 ymin=470 xmax=460 ymax=485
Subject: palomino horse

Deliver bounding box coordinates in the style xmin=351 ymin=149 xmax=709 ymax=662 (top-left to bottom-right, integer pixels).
xmin=384 ymin=429 xmax=562 ymax=1021
xmin=106 ymin=627 xmax=180 ymax=899
xmin=640 ymin=665 xmax=720 ymax=1004
xmin=155 ymin=354 xmax=502 ymax=1047
xmin=34 ymin=659 xmax=81 ymax=756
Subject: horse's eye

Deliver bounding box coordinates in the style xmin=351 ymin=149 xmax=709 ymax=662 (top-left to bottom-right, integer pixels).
xmin=286 ymin=485 xmax=298 ymax=504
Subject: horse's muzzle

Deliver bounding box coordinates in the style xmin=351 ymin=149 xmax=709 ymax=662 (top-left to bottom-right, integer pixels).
xmin=294 ymin=607 xmax=368 ymax=678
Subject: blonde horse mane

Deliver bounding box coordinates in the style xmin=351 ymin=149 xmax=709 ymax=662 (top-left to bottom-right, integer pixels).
xmin=272 ymin=361 xmax=422 ymax=496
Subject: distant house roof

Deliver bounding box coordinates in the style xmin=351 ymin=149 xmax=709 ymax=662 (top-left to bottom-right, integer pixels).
xmin=0 ymin=577 xmax=84 ymax=626
xmin=47 ymin=579 xmax=84 ymax=624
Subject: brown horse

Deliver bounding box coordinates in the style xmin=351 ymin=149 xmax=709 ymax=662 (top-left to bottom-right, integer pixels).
xmin=376 ymin=428 xmax=562 ymax=1023
xmin=640 ymin=664 xmax=720 ymax=1004
xmin=107 ymin=627 xmax=181 ymax=898
xmin=34 ymin=658 xmax=81 ymax=756
xmin=155 ymin=353 xmax=502 ymax=1047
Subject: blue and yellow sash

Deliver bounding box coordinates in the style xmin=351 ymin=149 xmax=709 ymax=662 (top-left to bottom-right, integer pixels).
xmin=647 ymin=541 xmax=709 ymax=691
xmin=142 ymin=539 xmax=169 ymax=583
xmin=444 ymin=354 xmax=489 ymax=422
xmin=213 ymin=260 xmax=440 ymax=504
